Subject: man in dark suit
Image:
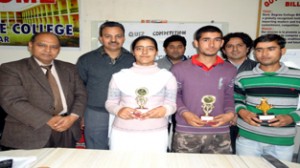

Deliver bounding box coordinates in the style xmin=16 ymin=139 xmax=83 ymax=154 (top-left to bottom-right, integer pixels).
xmin=0 ymin=32 xmax=87 ymax=150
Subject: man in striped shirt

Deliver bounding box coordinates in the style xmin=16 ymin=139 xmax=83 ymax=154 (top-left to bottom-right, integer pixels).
xmin=234 ymin=34 xmax=300 ymax=161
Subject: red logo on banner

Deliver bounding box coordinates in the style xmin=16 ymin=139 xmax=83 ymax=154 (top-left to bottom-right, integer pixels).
xmin=264 ymin=0 xmax=277 ymax=7
xmin=0 ymin=0 xmax=56 ymax=3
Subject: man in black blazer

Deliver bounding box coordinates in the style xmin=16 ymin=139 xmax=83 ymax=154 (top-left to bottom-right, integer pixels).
xmin=0 ymin=32 xmax=87 ymax=149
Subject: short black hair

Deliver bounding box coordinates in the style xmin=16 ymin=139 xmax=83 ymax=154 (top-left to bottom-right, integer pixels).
xmin=221 ymin=32 xmax=253 ymax=59
xmin=194 ymin=25 xmax=223 ymax=41
xmin=254 ymin=34 xmax=286 ymax=49
xmin=163 ymin=35 xmax=187 ymax=48
xmin=99 ymin=21 xmax=125 ymax=36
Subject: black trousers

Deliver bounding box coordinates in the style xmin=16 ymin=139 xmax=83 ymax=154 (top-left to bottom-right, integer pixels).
xmin=1 ymin=129 xmax=76 ymax=151
xmin=230 ymin=125 xmax=239 ymax=154
xmin=0 ymin=145 xmax=16 ymax=151
xmin=45 ymin=129 xmax=76 ymax=148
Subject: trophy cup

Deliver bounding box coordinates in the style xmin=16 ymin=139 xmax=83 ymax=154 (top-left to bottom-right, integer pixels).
xmin=256 ymin=97 xmax=274 ymax=125
xmin=201 ymin=95 xmax=216 ymax=121
xmin=135 ymin=87 xmax=149 ymax=116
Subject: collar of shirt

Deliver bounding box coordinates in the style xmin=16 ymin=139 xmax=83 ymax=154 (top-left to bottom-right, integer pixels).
xmin=34 ymin=57 xmax=54 ymax=67
xmin=99 ymin=46 xmax=130 ymax=57
xmin=34 ymin=57 xmax=54 ymax=74
xmin=191 ymin=54 xmax=224 ymax=71
xmin=182 ymin=55 xmax=188 ymax=61
xmin=227 ymin=57 xmax=248 ymax=69
xmin=227 ymin=59 xmax=240 ymax=69
xmin=166 ymin=55 xmax=188 ymax=65
xmin=99 ymin=46 xmax=127 ymax=64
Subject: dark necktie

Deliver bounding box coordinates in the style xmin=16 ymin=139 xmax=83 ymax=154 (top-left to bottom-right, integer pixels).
xmin=41 ymin=65 xmax=63 ymax=115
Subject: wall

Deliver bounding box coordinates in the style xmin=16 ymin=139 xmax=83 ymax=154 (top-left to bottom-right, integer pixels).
xmin=0 ymin=0 xmax=259 ymax=64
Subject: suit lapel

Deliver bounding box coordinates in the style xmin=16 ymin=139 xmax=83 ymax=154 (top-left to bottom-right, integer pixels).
xmin=28 ymin=57 xmax=53 ymax=96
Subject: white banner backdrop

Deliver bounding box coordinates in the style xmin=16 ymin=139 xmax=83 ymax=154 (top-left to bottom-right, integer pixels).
xmin=92 ymin=22 xmax=227 ymax=59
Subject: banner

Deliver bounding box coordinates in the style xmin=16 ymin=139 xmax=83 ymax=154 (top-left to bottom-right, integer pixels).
xmin=93 ymin=22 xmax=226 ymax=59
xmin=257 ymin=0 xmax=300 ymax=49
xmin=0 ymin=0 xmax=80 ymax=47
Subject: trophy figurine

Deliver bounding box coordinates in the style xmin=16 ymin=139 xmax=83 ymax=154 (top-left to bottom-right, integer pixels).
xmin=201 ymin=95 xmax=216 ymax=121
xmin=256 ymin=97 xmax=274 ymax=125
xmin=135 ymin=87 xmax=149 ymax=115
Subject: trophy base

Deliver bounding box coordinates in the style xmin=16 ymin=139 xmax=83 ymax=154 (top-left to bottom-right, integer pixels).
xmin=201 ymin=116 xmax=214 ymax=121
xmin=133 ymin=108 xmax=148 ymax=118
xmin=257 ymin=113 xmax=275 ymax=126
xmin=135 ymin=108 xmax=148 ymax=113
xmin=201 ymin=116 xmax=217 ymax=126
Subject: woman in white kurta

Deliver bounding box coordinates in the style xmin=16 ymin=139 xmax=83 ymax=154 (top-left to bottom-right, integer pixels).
xmin=105 ymin=36 xmax=177 ymax=152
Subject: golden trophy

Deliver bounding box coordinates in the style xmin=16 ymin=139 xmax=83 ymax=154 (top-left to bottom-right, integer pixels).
xmin=201 ymin=95 xmax=216 ymax=121
xmin=135 ymin=87 xmax=149 ymax=115
xmin=256 ymin=97 xmax=274 ymax=125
